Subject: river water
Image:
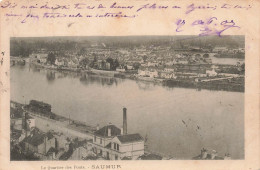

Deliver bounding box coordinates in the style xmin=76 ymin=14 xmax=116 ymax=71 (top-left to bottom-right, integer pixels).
xmin=10 ymin=64 xmax=244 ymax=159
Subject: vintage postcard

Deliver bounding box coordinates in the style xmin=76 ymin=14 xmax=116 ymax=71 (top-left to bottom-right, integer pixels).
xmin=0 ymin=0 xmax=259 ymax=170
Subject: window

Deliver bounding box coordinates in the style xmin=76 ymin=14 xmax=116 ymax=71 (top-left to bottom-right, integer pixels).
xmin=114 ymin=143 xmax=116 ymax=150
xmin=117 ymin=144 xmax=119 ymax=151
xmin=115 ymin=154 xmax=118 ymax=160
xmin=94 ymin=136 xmax=96 ymax=142
xmin=100 ymin=138 xmax=102 ymax=144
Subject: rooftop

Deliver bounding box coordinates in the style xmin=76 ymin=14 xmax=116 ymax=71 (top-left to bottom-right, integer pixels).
xmin=23 ymin=128 xmax=54 ymax=146
xmin=116 ymin=133 xmax=144 ymax=144
xmin=94 ymin=124 xmax=121 ymax=137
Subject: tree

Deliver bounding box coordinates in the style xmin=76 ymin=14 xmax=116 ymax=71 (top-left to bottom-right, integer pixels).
xmin=106 ymin=57 xmax=114 ymax=70
xmin=79 ymin=58 xmax=89 ymax=68
xmin=113 ymin=59 xmax=119 ymax=70
xmin=47 ymin=53 xmax=56 ymax=65
xmin=133 ymin=62 xmax=141 ymax=70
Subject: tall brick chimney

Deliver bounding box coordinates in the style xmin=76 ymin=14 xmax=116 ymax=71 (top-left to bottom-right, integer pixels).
xmin=123 ymin=107 xmax=127 ymax=135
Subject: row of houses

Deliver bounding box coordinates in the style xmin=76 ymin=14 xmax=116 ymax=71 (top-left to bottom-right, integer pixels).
xmin=138 ymin=66 xmax=176 ymax=79
xmin=54 ymin=58 xmax=79 ymax=68
xmin=137 ymin=65 xmax=221 ymax=79
xmin=212 ymin=47 xmax=245 ymax=54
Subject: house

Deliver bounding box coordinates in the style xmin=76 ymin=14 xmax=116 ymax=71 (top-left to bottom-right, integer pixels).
xmin=55 ymin=58 xmax=64 ymax=67
xmin=29 ymin=54 xmax=38 ymax=63
xmin=149 ymin=70 xmax=159 ymax=78
xmin=138 ymin=68 xmax=147 ymax=76
xmin=105 ymin=62 xmax=111 ymax=70
xmin=68 ymin=59 xmax=78 ymax=68
xmin=89 ymin=108 xmax=145 ymax=160
xmin=23 ymin=128 xmax=56 ymax=156
xmin=164 ymin=66 xmax=175 ymax=73
xmin=206 ymin=68 xmax=217 ymax=77
xmin=91 ymin=123 xmax=121 ymax=158
xmin=29 ymin=53 xmax=48 ymax=64
xmin=39 ymin=54 xmax=48 ymax=64
xmin=108 ymin=133 xmax=144 ymax=160
xmin=116 ymin=67 xmax=126 ymax=72
xmin=126 ymin=64 xmax=133 ymax=70
xmin=138 ymin=67 xmax=159 ymax=78
xmin=160 ymin=71 xmax=176 ymax=79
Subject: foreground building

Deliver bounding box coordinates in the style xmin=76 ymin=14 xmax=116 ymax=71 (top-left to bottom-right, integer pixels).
xmin=90 ymin=108 xmax=145 ymax=160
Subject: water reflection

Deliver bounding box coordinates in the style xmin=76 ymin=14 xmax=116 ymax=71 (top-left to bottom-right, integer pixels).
xmin=79 ymin=74 xmax=120 ymax=87
xmin=46 ymin=70 xmax=56 ymax=82
xmin=136 ymin=81 xmax=157 ymax=91
xmin=29 ymin=64 xmax=41 ymax=73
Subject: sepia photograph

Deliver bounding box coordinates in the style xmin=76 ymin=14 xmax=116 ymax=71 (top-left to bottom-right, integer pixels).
xmin=10 ymin=35 xmax=245 ymax=161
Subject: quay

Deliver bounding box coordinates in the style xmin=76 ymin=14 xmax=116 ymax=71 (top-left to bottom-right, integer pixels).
xmin=11 ymin=100 xmax=165 ymax=160
xmin=27 ymin=111 xmax=94 ymax=140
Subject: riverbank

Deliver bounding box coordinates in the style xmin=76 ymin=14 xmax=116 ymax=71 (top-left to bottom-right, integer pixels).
xmin=20 ymin=101 xmax=96 ymax=139
xmin=163 ymin=77 xmax=244 ymax=92
xmin=29 ymin=62 xmax=244 ymax=92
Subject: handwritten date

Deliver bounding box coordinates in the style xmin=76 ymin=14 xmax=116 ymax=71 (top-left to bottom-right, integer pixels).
xmin=176 ymin=17 xmax=240 ymax=36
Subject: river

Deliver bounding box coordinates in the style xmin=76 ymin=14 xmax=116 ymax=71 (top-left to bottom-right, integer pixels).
xmin=10 ymin=64 xmax=244 ymax=159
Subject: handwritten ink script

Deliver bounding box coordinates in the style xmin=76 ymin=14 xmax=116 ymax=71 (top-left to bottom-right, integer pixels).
xmin=0 ymin=1 xmax=252 ymax=36
xmin=176 ymin=17 xmax=240 ymax=36
xmin=0 ymin=51 xmax=4 ymax=66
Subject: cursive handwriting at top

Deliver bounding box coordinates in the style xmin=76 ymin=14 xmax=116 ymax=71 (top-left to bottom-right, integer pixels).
xmin=176 ymin=17 xmax=240 ymax=36
xmin=186 ymin=3 xmax=217 ymax=14
xmin=185 ymin=3 xmax=252 ymax=14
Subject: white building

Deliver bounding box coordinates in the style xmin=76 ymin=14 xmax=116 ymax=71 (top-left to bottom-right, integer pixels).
xmin=149 ymin=70 xmax=159 ymax=78
xmin=116 ymin=68 xmax=126 ymax=72
xmin=29 ymin=53 xmax=48 ymax=63
xmin=138 ymin=67 xmax=159 ymax=78
xmin=206 ymin=68 xmax=217 ymax=77
xmin=55 ymin=59 xmax=64 ymax=66
xmin=90 ymin=108 xmax=145 ymax=160
xmin=138 ymin=69 xmax=146 ymax=76
xmin=109 ymin=134 xmax=144 ymax=160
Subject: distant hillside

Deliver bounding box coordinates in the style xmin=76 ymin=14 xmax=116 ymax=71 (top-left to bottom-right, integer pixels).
xmin=10 ymin=35 xmax=244 ymax=57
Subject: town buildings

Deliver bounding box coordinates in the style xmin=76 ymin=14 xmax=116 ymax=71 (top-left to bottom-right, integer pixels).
xmin=23 ymin=128 xmax=56 ymax=157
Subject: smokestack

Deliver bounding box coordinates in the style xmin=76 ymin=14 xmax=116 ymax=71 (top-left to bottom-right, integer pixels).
xmin=123 ymin=107 xmax=127 ymax=135
xmin=120 ymin=127 xmax=123 ymax=135
xmin=108 ymin=127 xmax=111 ymax=136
